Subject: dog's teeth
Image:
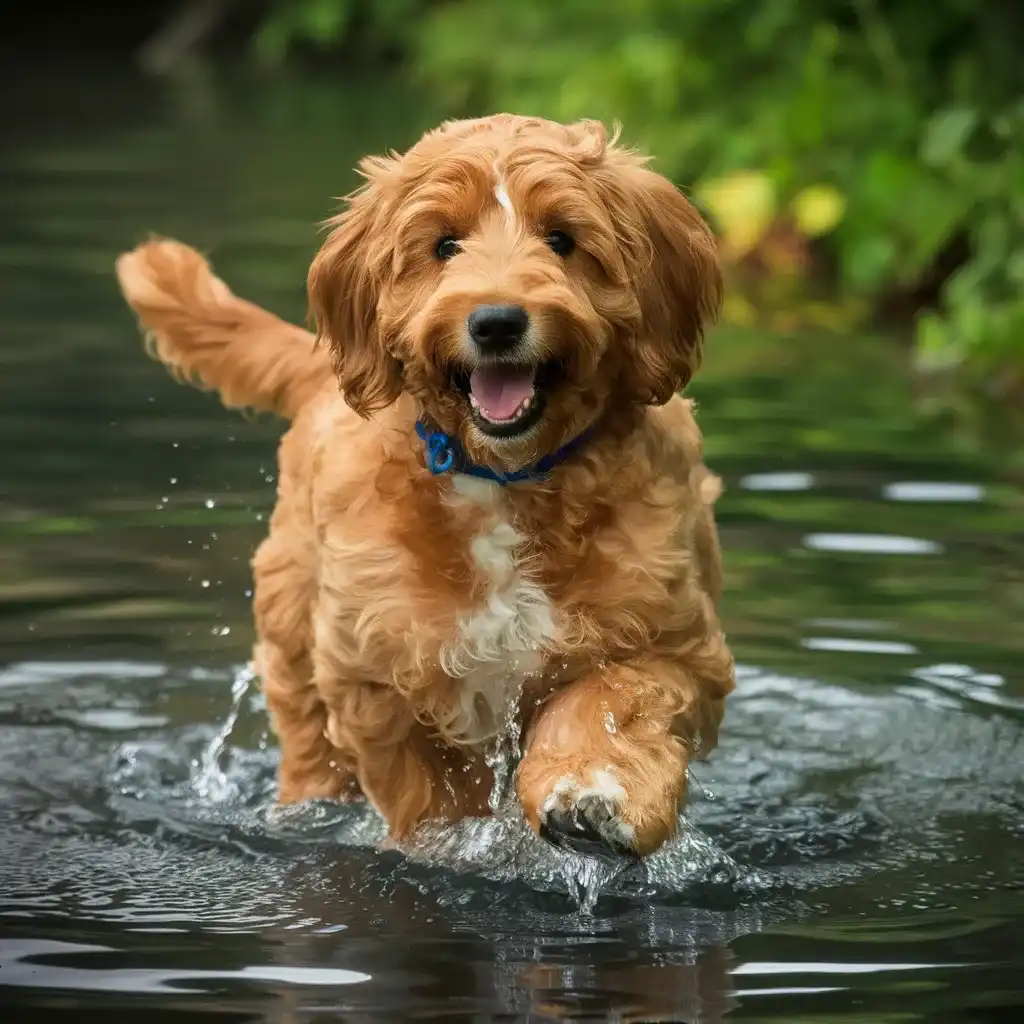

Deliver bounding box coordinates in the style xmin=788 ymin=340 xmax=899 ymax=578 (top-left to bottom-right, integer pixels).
xmin=468 ymin=382 xmax=539 ymax=426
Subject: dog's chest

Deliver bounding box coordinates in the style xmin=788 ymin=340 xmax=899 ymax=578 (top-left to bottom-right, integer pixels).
xmin=438 ymin=476 xmax=558 ymax=742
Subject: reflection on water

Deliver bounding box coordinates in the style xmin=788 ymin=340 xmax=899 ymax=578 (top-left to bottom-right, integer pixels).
xmin=0 ymin=55 xmax=1022 ymax=1022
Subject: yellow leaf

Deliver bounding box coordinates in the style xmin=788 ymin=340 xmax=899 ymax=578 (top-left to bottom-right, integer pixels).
xmin=790 ymin=184 xmax=847 ymax=237
xmin=721 ymin=292 xmax=758 ymax=326
xmin=698 ymin=171 xmax=776 ymax=257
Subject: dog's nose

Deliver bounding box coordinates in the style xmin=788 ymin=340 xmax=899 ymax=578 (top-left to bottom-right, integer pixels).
xmin=467 ymin=304 xmax=529 ymax=354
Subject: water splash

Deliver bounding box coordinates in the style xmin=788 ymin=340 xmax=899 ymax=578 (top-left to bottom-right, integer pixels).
xmin=193 ymin=663 xmax=257 ymax=802
xmin=558 ymin=852 xmax=626 ymax=913
xmin=390 ymin=674 xmax=745 ymax=909
xmin=107 ymin=659 xmax=749 ymax=910
xmin=397 ymin=808 xmax=743 ymax=910
xmin=483 ymin=677 xmax=527 ymax=813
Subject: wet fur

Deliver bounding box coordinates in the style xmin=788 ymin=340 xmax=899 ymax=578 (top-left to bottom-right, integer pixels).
xmin=115 ymin=115 xmax=735 ymax=857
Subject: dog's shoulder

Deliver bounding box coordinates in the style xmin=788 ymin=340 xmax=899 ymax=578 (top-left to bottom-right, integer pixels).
xmin=642 ymin=394 xmax=708 ymax=477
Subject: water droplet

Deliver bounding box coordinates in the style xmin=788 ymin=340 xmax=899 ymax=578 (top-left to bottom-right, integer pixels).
xmin=169 ymin=477 xmax=177 ymax=485
xmin=205 ymin=499 xmax=216 ymax=509
xmin=201 ymin=580 xmax=211 ymax=589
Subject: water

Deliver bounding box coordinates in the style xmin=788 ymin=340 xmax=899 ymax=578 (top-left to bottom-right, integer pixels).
xmin=1 ymin=55 xmax=1022 ymax=1022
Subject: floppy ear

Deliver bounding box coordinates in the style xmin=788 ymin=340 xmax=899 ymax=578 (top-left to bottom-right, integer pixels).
xmin=307 ymin=165 xmax=402 ymax=417
xmin=610 ymin=160 xmax=723 ymax=404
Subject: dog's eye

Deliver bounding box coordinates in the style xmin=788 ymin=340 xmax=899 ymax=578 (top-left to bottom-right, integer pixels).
xmin=546 ymin=230 xmax=575 ymax=256
xmin=435 ymin=236 xmax=461 ymax=260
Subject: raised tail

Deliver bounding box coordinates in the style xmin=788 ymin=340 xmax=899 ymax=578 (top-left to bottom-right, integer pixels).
xmin=115 ymin=238 xmax=334 ymax=420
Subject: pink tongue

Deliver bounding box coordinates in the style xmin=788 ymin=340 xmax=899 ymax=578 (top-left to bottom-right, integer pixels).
xmin=469 ymin=365 xmax=536 ymax=421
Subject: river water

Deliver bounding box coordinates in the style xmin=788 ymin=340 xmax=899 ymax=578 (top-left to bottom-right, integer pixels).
xmin=1 ymin=56 xmax=1021 ymax=1022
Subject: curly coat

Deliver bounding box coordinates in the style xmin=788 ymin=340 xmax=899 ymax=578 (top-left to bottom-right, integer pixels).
xmin=115 ymin=114 xmax=734 ymax=857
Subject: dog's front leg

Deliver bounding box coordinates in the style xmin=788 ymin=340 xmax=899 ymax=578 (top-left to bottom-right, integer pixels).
xmin=517 ymin=651 xmax=731 ymax=858
xmin=320 ymin=679 xmax=494 ymax=840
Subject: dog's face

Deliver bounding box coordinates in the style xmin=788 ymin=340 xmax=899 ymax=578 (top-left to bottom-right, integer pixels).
xmin=309 ymin=115 xmax=721 ymax=469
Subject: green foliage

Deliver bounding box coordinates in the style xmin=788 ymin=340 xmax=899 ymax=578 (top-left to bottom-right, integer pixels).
xmin=256 ymin=0 xmax=427 ymax=67
xmin=255 ymin=0 xmax=355 ymax=66
xmin=257 ymin=0 xmax=1024 ymax=395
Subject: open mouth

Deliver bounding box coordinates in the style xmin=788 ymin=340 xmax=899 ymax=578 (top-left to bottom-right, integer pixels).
xmin=452 ymin=361 xmax=562 ymax=438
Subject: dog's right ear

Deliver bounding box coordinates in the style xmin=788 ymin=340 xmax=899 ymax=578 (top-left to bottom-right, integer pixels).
xmin=308 ymin=159 xmax=403 ymax=417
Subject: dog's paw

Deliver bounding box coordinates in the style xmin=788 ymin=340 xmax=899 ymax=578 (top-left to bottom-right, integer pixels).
xmin=537 ymin=770 xmax=638 ymax=860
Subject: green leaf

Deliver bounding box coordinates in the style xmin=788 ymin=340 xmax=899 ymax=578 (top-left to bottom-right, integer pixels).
xmin=844 ymin=234 xmax=897 ymax=292
xmin=915 ymin=313 xmax=962 ymax=370
xmin=921 ymin=107 xmax=978 ymax=167
xmin=297 ymin=0 xmax=353 ymax=43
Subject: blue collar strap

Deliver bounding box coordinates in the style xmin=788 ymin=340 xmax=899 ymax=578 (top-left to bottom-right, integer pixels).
xmin=415 ymin=420 xmax=594 ymax=486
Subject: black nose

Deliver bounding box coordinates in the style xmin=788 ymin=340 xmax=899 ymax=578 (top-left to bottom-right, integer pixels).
xmin=467 ymin=304 xmax=529 ymax=354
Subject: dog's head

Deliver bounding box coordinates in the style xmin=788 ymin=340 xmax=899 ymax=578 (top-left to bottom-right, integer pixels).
xmin=309 ymin=115 xmax=721 ymax=469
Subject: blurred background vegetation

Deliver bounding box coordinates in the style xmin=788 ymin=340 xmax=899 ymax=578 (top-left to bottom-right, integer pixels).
xmin=245 ymin=0 xmax=1024 ymax=427
xmin=1 ymin=0 xmax=1021 ymax=665
xmin=4 ymin=0 xmax=1022 ymax=448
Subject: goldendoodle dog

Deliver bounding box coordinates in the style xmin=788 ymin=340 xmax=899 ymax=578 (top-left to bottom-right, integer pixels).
xmin=115 ymin=114 xmax=735 ymax=859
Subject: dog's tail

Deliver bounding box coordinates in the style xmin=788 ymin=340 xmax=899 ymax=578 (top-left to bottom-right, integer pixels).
xmin=115 ymin=238 xmax=334 ymax=421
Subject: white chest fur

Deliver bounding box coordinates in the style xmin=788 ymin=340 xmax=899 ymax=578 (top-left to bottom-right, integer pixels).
xmin=438 ymin=475 xmax=557 ymax=743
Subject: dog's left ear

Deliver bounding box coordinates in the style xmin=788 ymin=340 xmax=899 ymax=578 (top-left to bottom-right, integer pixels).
xmin=608 ymin=159 xmax=723 ymax=404
xmin=308 ymin=157 xmax=403 ymax=418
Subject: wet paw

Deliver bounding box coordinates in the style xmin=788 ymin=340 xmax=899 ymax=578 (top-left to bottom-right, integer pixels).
xmin=537 ymin=770 xmax=638 ymax=859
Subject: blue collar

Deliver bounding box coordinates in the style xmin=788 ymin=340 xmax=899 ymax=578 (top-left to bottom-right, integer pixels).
xmin=415 ymin=420 xmax=594 ymax=486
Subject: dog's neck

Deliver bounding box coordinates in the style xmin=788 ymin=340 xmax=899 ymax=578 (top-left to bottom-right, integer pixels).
xmin=414 ymin=419 xmax=598 ymax=487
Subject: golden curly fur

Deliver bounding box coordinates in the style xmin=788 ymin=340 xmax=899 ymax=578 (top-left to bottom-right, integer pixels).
xmin=115 ymin=114 xmax=735 ymax=858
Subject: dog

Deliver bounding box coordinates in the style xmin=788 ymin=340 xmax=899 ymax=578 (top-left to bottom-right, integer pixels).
xmin=115 ymin=114 xmax=735 ymax=859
